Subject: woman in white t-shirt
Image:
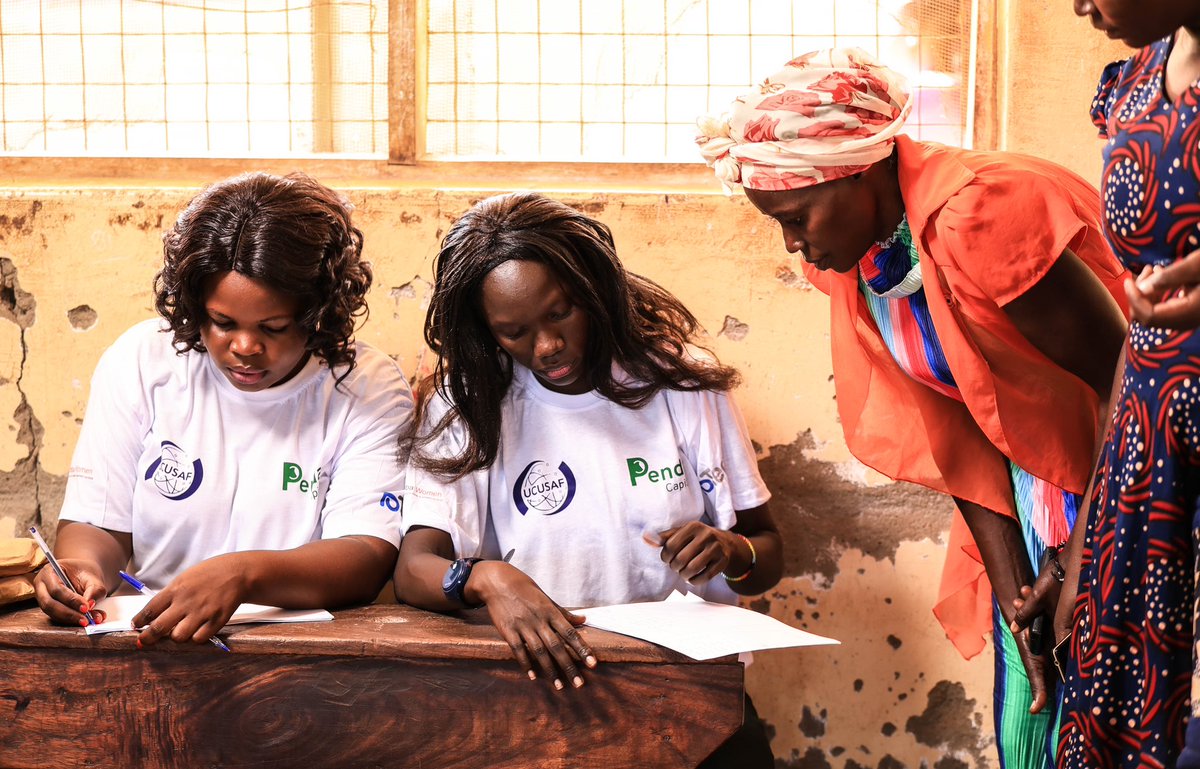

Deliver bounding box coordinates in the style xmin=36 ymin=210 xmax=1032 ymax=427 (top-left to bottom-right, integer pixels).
xmin=34 ymin=172 xmax=412 ymax=649
xmin=396 ymin=192 xmax=782 ymax=767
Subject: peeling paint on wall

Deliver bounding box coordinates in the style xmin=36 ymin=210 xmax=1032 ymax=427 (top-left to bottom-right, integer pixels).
xmin=906 ymin=680 xmax=986 ymax=763
xmin=0 ymin=200 xmax=42 ymax=241
xmin=775 ymin=264 xmax=813 ymax=290
xmin=758 ymin=431 xmax=954 ymax=582
xmin=719 ymin=315 xmax=749 ymax=341
xmin=67 ymin=304 xmax=98 ymax=331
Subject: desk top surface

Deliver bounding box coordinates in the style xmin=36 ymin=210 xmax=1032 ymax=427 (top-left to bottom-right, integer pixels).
xmin=0 ymin=601 xmax=726 ymax=664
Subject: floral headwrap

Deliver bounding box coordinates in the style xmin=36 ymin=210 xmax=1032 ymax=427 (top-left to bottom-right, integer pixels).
xmin=697 ymin=47 xmax=912 ymax=192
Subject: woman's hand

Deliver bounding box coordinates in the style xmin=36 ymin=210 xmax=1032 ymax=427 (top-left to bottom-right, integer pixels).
xmin=131 ymin=553 xmax=250 ymax=647
xmin=470 ymin=561 xmax=596 ymax=691
xmin=1009 ymin=568 xmax=1065 ymax=648
xmin=1005 ymin=611 xmax=1056 ymax=714
xmin=954 ymin=497 xmax=1054 ymax=713
xmin=1126 ymin=255 xmax=1200 ymax=328
xmin=32 ymin=521 xmax=131 ymax=627
xmin=649 ymin=522 xmax=738 ymax=585
xmin=33 ymin=558 xmax=110 ymax=626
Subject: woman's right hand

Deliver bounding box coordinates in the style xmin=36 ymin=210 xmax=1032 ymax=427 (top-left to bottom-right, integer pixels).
xmin=1009 ymin=566 xmax=1067 ymax=646
xmin=471 ymin=561 xmax=597 ymax=691
xmin=33 ymin=558 xmax=109 ymax=626
xmin=1126 ymin=255 xmax=1200 ymax=328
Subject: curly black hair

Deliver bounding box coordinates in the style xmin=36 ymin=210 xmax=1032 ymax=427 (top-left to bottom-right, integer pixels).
xmin=153 ymin=172 xmax=371 ymax=384
xmin=406 ymin=191 xmax=740 ymax=479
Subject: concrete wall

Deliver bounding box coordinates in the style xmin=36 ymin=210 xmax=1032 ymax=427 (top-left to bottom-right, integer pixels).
xmin=0 ymin=3 xmax=1135 ymax=768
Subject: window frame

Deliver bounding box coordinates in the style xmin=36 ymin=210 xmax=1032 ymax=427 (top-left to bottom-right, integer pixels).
xmin=0 ymin=0 xmax=999 ymax=191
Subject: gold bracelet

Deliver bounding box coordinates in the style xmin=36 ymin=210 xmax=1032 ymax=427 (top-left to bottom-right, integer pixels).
xmin=724 ymin=533 xmax=756 ymax=583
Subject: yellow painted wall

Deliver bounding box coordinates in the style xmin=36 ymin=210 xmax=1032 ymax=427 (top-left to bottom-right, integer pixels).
xmin=0 ymin=4 xmax=1139 ymax=768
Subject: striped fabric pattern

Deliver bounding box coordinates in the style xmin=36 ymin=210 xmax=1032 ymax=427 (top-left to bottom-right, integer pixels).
xmin=858 ymin=243 xmax=1079 ymax=769
xmin=859 ymin=288 xmax=960 ymax=401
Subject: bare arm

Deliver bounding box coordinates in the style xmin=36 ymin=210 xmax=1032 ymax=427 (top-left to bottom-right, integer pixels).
xmin=955 ymin=496 xmax=1052 ymax=713
xmin=1001 ymin=247 xmax=1126 ymax=412
xmin=729 ymin=503 xmax=784 ymax=595
xmin=393 ymin=525 xmax=462 ymax=611
xmin=132 ymin=535 xmax=397 ymax=646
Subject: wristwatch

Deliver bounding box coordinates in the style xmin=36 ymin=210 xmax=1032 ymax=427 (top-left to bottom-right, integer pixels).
xmin=442 ymin=557 xmax=484 ymax=608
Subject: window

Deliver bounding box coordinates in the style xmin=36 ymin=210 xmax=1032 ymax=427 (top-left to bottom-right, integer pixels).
xmin=0 ymin=0 xmax=388 ymax=156
xmin=424 ymin=0 xmax=975 ymax=162
xmin=0 ymin=0 xmax=975 ymax=163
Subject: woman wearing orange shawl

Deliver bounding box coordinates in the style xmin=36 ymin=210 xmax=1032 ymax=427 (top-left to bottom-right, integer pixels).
xmin=699 ymin=48 xmax=1128 ymax=769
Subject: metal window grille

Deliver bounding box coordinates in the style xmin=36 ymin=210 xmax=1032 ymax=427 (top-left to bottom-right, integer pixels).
xmin=425 ymin=0 xmax=973 ymax=161
xmin=0 ymin=0 xmax=388 ymax=157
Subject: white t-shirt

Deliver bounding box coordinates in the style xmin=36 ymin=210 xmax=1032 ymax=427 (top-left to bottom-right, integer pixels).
xmin=402 ymin=363 xmax=770 ymax=608
xmin=61 ymin=319 xmax=412 ymax=590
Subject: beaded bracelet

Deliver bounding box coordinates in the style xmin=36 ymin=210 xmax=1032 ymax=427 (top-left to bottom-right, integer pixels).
xmin=724 ymin=534 xmax=757 ymax=583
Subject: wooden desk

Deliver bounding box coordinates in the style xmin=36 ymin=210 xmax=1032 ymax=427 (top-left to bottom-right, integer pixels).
xmin=0 ymin=603 xmax=742 ymax=768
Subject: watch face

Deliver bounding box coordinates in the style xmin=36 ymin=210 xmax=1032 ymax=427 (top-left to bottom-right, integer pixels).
xmin=442 ymin=560 xmax=464 ymax=592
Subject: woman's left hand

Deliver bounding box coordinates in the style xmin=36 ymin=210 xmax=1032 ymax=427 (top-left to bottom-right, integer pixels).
xmin=132 ymin=554 xmax=249 ymax=647
xmin=1006 ymin=611 xmax=1055 ymax=714
xmin=1126 ymin=254 xmax=1200 ymax=328
xmin=650 ymin=522 xmax=736 ymax=585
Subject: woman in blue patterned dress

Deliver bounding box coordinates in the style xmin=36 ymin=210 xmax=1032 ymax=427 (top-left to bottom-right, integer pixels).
xmin=1021 ymin=2 xmax=1200 ymax=766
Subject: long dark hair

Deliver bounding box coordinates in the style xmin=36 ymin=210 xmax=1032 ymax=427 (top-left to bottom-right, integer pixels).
xmin=406 ymin=191 xmax=740 ymax=479
xmin=153 ymin=171 xmax=371 ymax=384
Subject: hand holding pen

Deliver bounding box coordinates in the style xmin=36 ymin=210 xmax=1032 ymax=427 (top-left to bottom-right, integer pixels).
xmin=119 ymin=570 xmax=230 ymax=652
xmin=28 ymin=525 xmax=104 ymax=627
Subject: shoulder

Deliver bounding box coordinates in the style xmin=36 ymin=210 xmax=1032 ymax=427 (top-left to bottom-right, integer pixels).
xmin=110 ymin=318 xmax=175 ymax=351
xmin=933 ymin=149 xmax=1097 ymax=232
xmin=328 ymin=342 xmax=410 ymax=396
xmin=344 ymin=341 xmax=407 ymax=379
xmin=662 ymin=382 xmax=741 ymax=419
xmin=314 ymin=342 xmax=413 ymax=427
xmin=95 ymin=319 xmax=183 ymax=374
xmin=925 ymin=151 xmax=1104 ymax=305
xmin=1091 ymin=41 xmax=1167 ymax=135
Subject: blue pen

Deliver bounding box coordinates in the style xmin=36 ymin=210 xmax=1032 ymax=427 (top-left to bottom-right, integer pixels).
xmin=29 ymin=526 xmax=97 ymax=626
xmin=118 ymin=570 xmax=231 ymax=652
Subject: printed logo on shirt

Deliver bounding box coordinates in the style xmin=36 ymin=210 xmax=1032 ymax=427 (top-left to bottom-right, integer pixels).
xmin=379 ymin=492 xmax=401 ymax=512
xmin=513 ymin=460 xmax=577 ymax=516
xmin=282 ymin=462 xmax=324 ymax=500
xmin=698 ymin=466 xmax=726 ymax=495
xmin=626 ymin=456 xmax=688 ymax=492
xmin=144 ymin=440 xmax=204 ymax=501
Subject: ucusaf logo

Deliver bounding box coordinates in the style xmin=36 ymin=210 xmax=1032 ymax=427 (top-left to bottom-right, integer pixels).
xmin=513 ymin=460 xmax=577 ymax=516
xmin=144 ymin=440 xmax=204 ymax=500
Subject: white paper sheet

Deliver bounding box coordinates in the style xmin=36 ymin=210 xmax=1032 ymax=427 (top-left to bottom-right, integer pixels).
xmin=83 ymin=594 xmax=333 ymax=636
xmin=582 ymin=590 xmax=838 ymax=660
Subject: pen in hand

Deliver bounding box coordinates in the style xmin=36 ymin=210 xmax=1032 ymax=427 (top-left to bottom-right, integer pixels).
xmin=28 ymin=526 xmax=97 ymax=626
xmin=118 ymin=570 xmax=231 ymax=652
